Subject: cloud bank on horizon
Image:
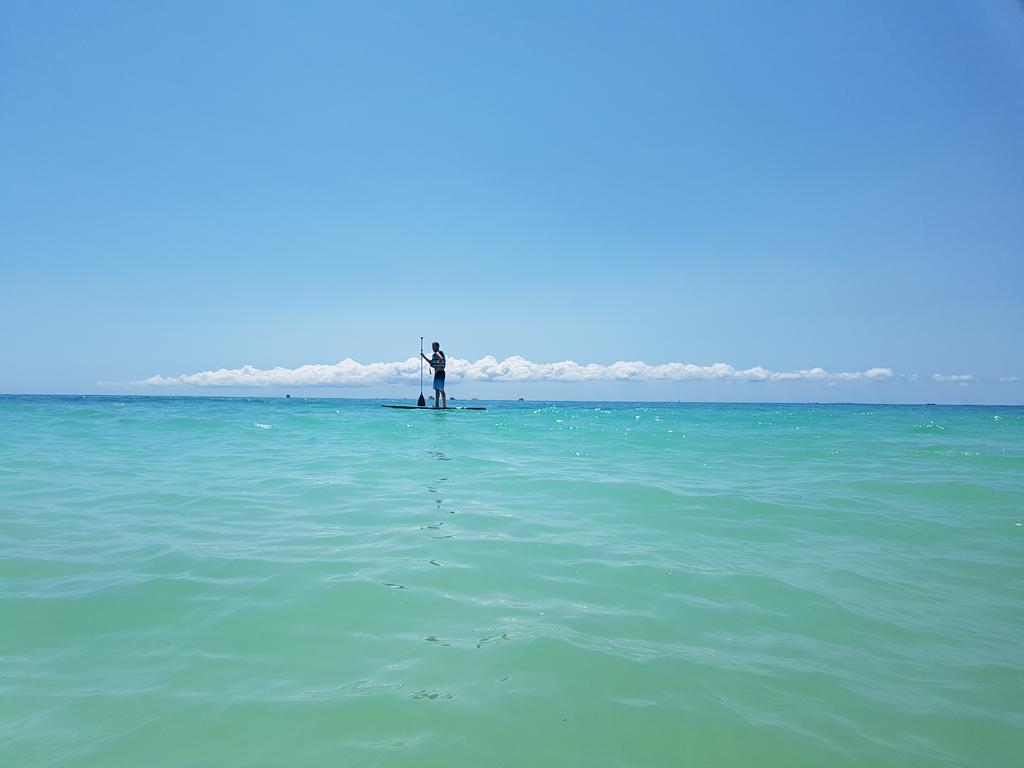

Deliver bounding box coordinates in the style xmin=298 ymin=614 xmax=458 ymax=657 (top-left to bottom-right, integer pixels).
xmin=138 ymin=356 xmax=907 ymax=388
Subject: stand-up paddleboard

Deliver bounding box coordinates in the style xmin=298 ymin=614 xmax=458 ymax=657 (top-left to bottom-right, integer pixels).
xmin=381 ymin=405 xmax=487 ymax=411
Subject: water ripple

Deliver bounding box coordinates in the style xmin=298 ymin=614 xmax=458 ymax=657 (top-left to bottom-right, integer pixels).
xmin=1 ymin=397 xmax=1022 ymax=767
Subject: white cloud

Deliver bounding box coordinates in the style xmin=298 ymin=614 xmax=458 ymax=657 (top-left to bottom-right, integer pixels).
xmin=136 ymin=357 xmax=896 ymax=388
xmin=999 ymin=375 xmax=1019 ymax=383
xmin=932 ymin=373 xmax=974 ymax=385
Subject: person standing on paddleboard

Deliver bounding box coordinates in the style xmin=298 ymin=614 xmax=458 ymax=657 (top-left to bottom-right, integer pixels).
xmin=421 ymin=341 xmax=447 ymax=409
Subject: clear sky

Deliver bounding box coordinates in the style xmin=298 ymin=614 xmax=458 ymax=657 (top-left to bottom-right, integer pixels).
xmin=2 ymin=0 xmax=1022 ymax=402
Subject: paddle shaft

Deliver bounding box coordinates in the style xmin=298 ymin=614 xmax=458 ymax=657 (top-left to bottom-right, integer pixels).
xmin=418 ymin=337 xmax=426 ymax=406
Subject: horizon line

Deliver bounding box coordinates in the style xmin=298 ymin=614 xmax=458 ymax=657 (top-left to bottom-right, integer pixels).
xmin=2 ymin=393 xmax=1022 ymax=407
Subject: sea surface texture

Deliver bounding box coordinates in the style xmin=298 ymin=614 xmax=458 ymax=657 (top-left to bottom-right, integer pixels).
xmin=1 ymin=396 xmax=1022 ymax=767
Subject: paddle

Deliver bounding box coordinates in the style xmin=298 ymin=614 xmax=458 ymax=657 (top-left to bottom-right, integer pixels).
xmin=417 ymin=336 xmax=426 ymax=407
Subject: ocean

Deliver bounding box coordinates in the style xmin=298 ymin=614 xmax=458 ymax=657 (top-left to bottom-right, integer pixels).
xmin=1 ymin=396 xmax=1021 ymax=767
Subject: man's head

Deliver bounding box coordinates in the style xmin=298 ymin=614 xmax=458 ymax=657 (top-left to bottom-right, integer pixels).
xmin=432 ymin=341 xmax=440 ymax=351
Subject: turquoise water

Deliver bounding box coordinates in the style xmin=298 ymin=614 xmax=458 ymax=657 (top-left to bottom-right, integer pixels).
xmin=1 ymin=396 xmax=1022 ymax=767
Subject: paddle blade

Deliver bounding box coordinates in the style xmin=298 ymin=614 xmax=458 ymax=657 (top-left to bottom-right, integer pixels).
xmin=417 ymin=393 xmax=426 ymax=407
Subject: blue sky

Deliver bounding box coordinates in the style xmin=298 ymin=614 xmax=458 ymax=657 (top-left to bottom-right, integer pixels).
xmin=2 ymin=0 xmax=1021 ymax=402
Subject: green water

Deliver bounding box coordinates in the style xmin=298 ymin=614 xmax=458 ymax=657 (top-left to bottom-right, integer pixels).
xmin=1 ymin=396 xmax=1022 ymax=766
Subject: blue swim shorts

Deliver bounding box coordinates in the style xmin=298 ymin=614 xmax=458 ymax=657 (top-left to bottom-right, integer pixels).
xmin=433 ymin=371 xmax=445 ymax=391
